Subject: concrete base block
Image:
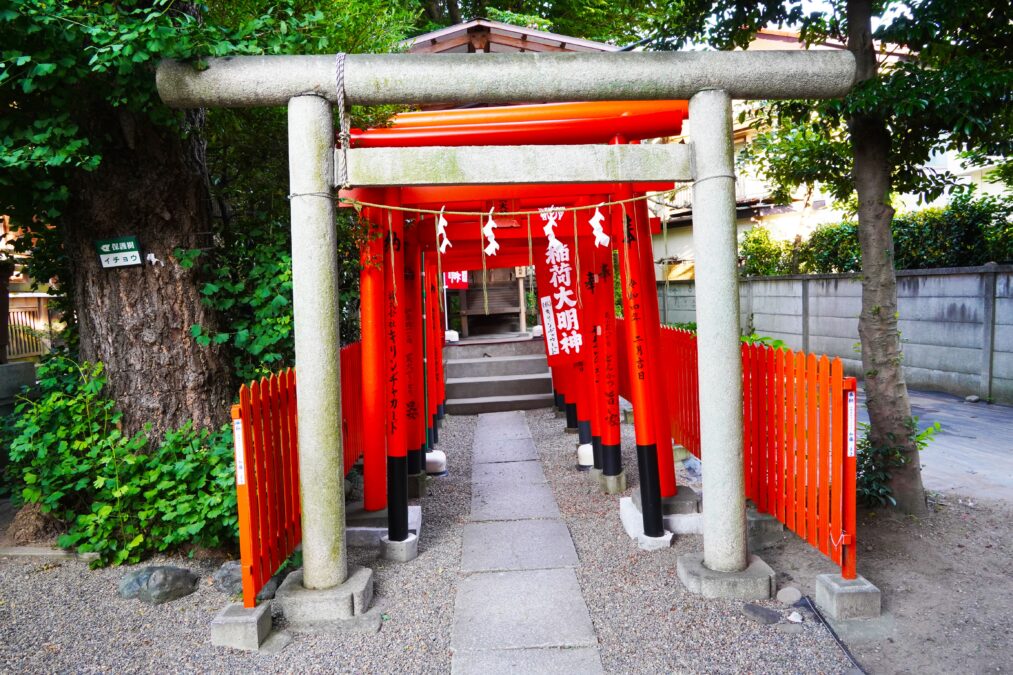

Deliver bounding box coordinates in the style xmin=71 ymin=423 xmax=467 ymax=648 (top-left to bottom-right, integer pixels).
xmin=672 ymin=445 xmax=691 ymax=462
xmin=588 ymin=467 xmax=602 ymax=483
xmin=554 ymin=410 xmax=566 ymax=419
xmin=407 ymin=473 xmax=428 ymax=499
xmin=747 ymin=510 xmax=784 ymax=551
xmin=345 ymin=502 xmax=422 ymax=548
xmin=576 ymin=443 xmax=593 ymax=469
xmin=274 ymin=567 xmax=373 ymax=629
xmin=618 ymin=497 xmax=673 ymax=551
xmin=676 ymin=553 xmax=775 ymax=600
xmin=629 ymin=486 xmax=702 ymax=533
xmin=381 ymin=532 xmax=419 ymax=563
xmin=815 ymin=574 xmax=881 ymax=620
xmin=632 ymin=486 xmax=701 ymax=515
xmin=599 ymin=471 xmax=627 ymax=495
xmin=210 ymin=601 xmax=272 ymax=651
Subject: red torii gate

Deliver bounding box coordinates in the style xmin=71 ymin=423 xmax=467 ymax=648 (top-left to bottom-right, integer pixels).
xmin=340 ymin=101 xmax=691 ymax=544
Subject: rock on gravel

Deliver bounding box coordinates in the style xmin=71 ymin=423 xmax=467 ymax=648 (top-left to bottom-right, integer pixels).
xmin=119 ymin=566 xmax=199 ymax=605
xmin=742 ymin=603 xmax=781 ymax=625
xmin=212 ymin=560 xmax=242 ymax=595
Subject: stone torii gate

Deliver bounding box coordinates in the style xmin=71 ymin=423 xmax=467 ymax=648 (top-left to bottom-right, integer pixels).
xmin=157 ymin=50 xmax=855 ymax=626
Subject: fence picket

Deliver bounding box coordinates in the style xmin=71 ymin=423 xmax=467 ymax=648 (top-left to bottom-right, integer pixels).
xmin=805 ymin=353 xmax=819 ymax=547
xmin=818 ymin=355 xmax=832 ymax=556
xmin=830 ymin=359 xmax=844 ymax=566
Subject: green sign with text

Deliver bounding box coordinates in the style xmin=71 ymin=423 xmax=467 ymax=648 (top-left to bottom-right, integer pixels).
xmin=95 ymin=236 xmax=142 ymax=269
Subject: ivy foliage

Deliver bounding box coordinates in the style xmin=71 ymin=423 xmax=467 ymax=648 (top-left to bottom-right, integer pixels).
xmin=857 ymin=417 xmax=940 ymax=507
xmin=3 ymin=357 xmax=238 ymax=566
xmin=739 ymin=192 xmax=1013 ymax=276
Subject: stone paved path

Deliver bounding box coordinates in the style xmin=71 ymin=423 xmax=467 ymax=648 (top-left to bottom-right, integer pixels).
xmin=450 ymin=411 xmax=603 ymax=674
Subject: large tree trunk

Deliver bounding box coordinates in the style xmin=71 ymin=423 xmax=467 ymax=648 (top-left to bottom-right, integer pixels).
xmin=848 ymin=0 xmax=926 ymax=514
xmin=63 ymin=108 xmax=233 ymax=440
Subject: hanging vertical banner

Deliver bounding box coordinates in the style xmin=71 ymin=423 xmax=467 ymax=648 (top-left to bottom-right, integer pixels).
xmin=535 ymin=207 xmax=583 ymax=366
xmin=443 ymin=270 xmax=469 ymax=289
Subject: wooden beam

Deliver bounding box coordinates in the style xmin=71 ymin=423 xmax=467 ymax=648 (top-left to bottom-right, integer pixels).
xmin=340 ymin=143 xmax=693 ymax=187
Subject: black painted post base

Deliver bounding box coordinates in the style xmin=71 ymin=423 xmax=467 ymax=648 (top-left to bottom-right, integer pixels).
xmin=387 ymin=456 xmax=409 ymax=542
xmin=635 ymin=443 xmax=664 ymax=537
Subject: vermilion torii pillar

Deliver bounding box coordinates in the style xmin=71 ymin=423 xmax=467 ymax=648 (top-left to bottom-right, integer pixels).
xmin=360 ymin=208 xmax=387 ymax=512
xmin=403 ymin=225 xmax=426 ymax=478
xmin=382 ymin=196 xmax=412 ymax=552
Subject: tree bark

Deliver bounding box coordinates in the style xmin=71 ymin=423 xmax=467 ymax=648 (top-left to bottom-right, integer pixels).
xmin=848 ymin=0 xmax=926 ymax=514
xmin=63 ymin=108 xmax=233 ymax=440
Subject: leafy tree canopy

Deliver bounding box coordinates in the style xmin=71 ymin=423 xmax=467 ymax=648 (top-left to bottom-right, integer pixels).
xmin=645 ymin=1 xmax=1012 ymax=203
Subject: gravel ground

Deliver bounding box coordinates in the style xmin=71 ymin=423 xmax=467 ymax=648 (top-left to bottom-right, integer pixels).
xmin=525 ymin=407 xmax=855 ymax=674
xmin=0 ymin=413 xmax=476 ymax=674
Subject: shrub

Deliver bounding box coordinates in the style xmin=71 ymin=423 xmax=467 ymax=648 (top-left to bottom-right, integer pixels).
xmin=856 ymin=417 xmax=940 ymax=507
xmin=739 ymin=193 xmax=1013 ymax=276
xmin=3 ymin=356 xmax=237 ymax=566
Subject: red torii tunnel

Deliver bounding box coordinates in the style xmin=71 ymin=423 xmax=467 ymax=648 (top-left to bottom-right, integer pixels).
xmin=339 ymin=100 xmax=691 ymax=544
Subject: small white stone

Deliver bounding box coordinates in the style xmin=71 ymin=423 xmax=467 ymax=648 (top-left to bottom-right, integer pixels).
xmin=776 ymin=585 xmax=803 ymax=605
xmin=787 ymin=611 xmax=804 ymax=624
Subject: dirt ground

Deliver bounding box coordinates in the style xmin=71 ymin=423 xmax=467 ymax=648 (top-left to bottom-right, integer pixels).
xmin=765 ymin=493 xmax=1013 ymax=674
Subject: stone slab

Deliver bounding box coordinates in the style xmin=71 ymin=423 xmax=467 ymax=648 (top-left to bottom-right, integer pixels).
xmin=461 ymin=519 xmax=578 ymax=572
xmin=474 ymin=411 xmax=532 ymax=439
xmin=632 ymin=486 xmax=701 ymax=514
xmin=815 ymin=573 xmax=881 ymax=620
xmin=451 ymin=568 xmax=597 ymax=651
xmin=210 ymin=601 xmax=272 ymax=651
xmin=472 ymin=460 xmax=546 ymax=486
xmin=676 ymin=553 xmax=774 ymax=600
xmin=452 ymin=647 xmax=604 ymax=675
xmin=471 ymin=481 xmax=560 ymax=522
xmin=0 ymin=546 xmax=99 ymax=562
xmin=346 ymin=504 xmax=421 ymax=548
xmin=473 ymin=437 xmax=539 ymax=465
xmin=747 ymin=510 xmax=784 ymax=551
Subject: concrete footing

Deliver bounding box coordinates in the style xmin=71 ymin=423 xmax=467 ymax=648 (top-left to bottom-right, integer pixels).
xmin=407 ymin=473 xmax=428 ymax=499
xmin=676 ymin=553 xmax=775 ymax=600
xmin=599 ymin=470 xmax=627 ymax=495
xmin=631 ymin=486 xmax=702 ymax=534
xmin=746 ymin=510 xmax=784 ymax=551
xmin=576 ymin=443 xmax=593 ymax=469
xmin=345 ymin=502 xmax=422 ymax=548
xmin=210 ymin=601 xmax=272 ymax=651
xmin=381 ymin=532 xmax=419 ymax=562
xmin=815 ymin=573 xmax=882 ymax=620
xmin=275 ymin=567 xmax=374 ymax=629
xmin=618 ymin=497 xmax=674 ymax=550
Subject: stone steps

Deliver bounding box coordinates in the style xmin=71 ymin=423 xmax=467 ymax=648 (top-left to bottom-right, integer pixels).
xmin=443 ymin=335 xmax=552 ymax=414
xmin=445 ymin=393 xmax=555 ymax=415
xmin=446 ymin=372 xmax=552 ymax=399
xmin=445 ymin=354 xmax=549 ymax=378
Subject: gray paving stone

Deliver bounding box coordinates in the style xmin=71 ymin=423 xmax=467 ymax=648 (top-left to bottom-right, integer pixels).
xmin=471 ymin=480 xmax=561 ymax=521
xmin=461 ymin=520 xmax=578 ymax=572
xmin=451 ymin=568 xmax=597 ymax=651
xmin=473 ymin=436 xmax=539 ymax=464
xmin=472 ymin=460 xmax=546 ymax=486
xmin=452 ymin=647 xmax=604 ymax=675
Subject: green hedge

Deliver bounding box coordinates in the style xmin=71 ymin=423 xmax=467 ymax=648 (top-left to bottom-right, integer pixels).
xmin=739 ymin=193 xmax=1013 ymax=275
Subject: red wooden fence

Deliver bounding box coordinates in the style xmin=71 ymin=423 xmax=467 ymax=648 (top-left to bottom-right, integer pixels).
xmin=617 ymin=320 xmax=859 ymax=578
xmin=230 ymin=344 xmax=367 ymax=607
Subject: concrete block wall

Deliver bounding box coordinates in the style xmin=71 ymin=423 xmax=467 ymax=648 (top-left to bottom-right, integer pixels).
xmin=656 ymin=265 xmax=1013 ymax=404
xmin=992 ymin=271 xmax=1013 ymax=402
